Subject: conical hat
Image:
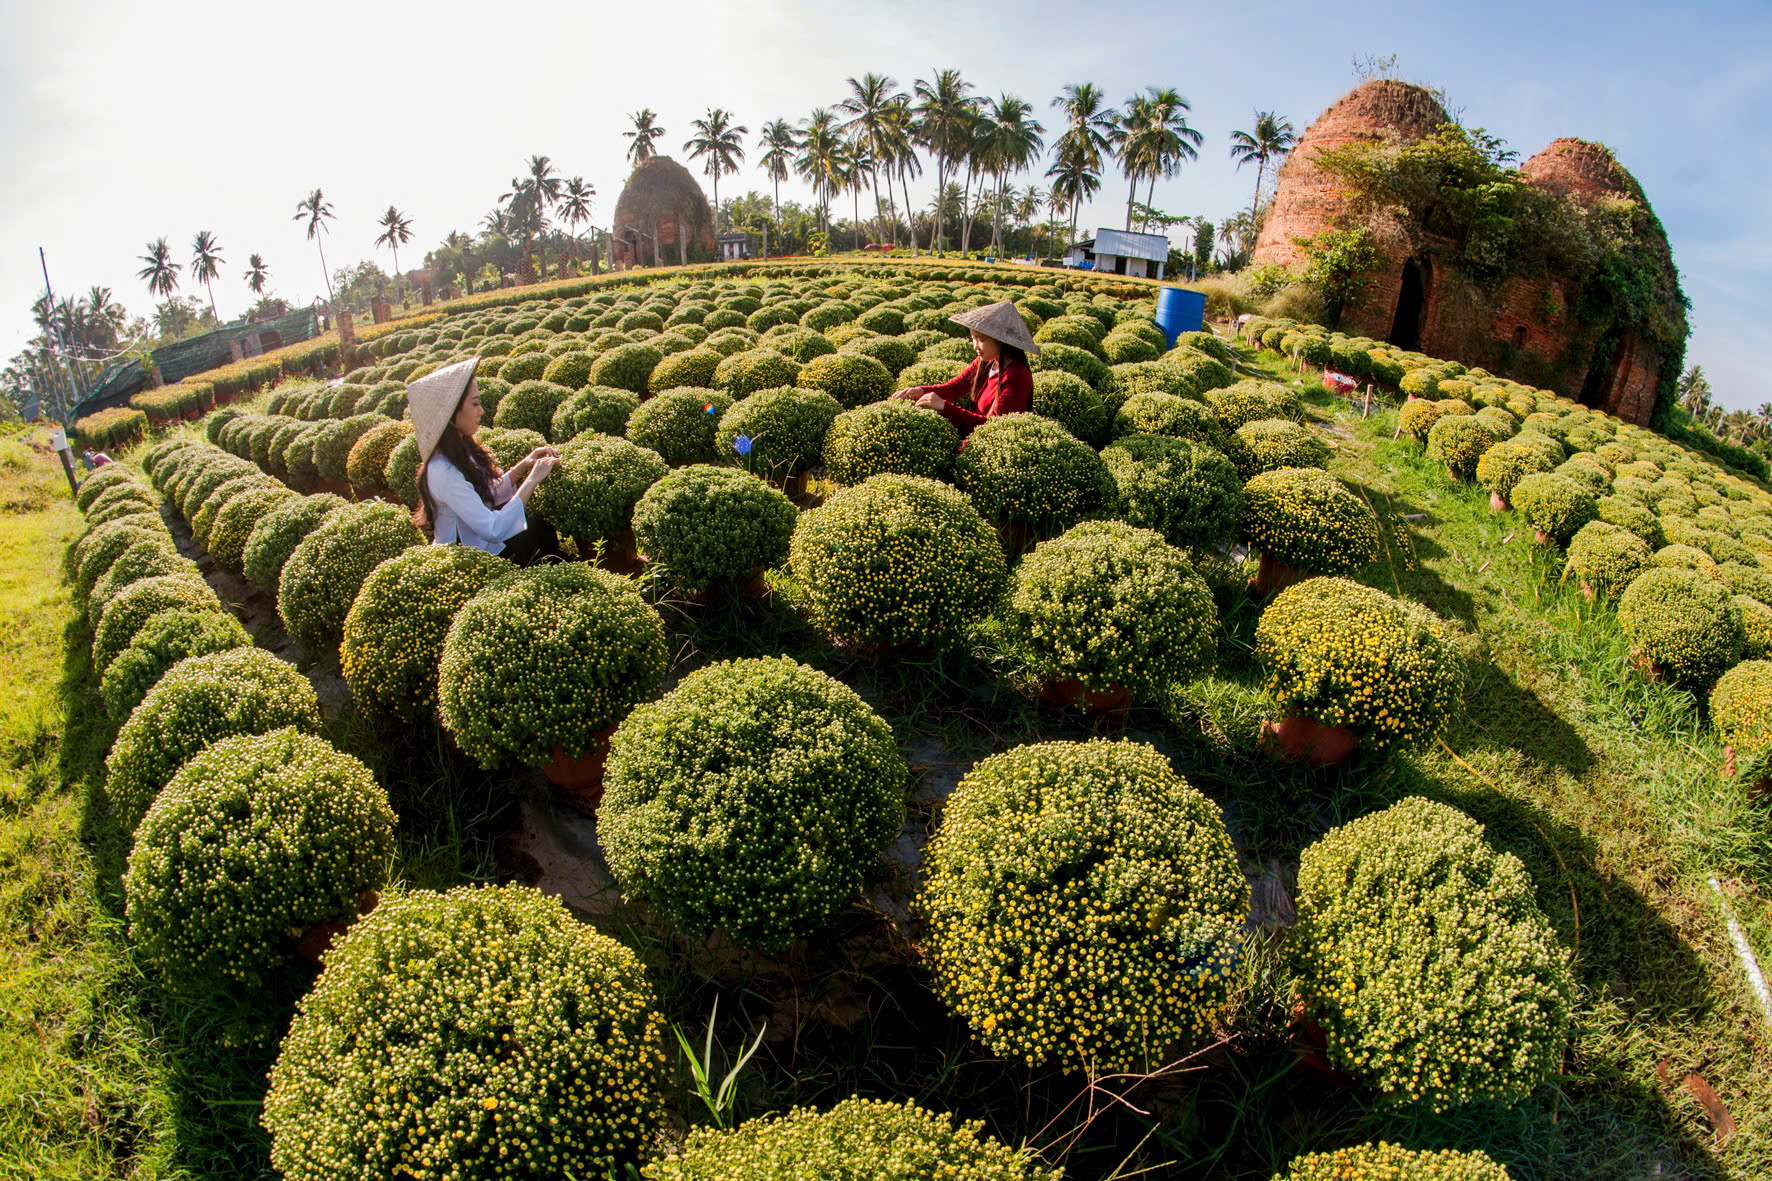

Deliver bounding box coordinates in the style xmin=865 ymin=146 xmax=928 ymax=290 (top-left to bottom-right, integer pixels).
xmin=407 ymin=358 xmax=480 ymax=461
xmin=948 ymin=300 xmax=1041 ymax=356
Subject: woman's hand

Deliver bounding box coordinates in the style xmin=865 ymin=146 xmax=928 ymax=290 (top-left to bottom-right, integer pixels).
xmin=526 ymin=445 xmax=560 ymax=462
xmin=915 ymin=392 xmax=947 ymax=412
xmin=514 ymin=455 xmax=560 ymax=505
xmin=890 ymin=386 xmax=925 ymax=401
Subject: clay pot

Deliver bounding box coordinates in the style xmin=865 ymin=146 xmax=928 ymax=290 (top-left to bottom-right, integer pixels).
xmin=1580 ymin=581 xmax=1596 ymax=600
xmin=1037 ymin=678 xmax=1131 ymax=723
xmin=587 ymin=529 xmax=645 ymax=576
xmin=1490 ymin=492 xmax=1510 ymax=513
xmin=1289 ymin=1014 xmax=1352 ymax=1083
xmin=686 ymin=566 xmax=770 ymax=607
xmin=1263 ymin=715 xmax=1359 ymax=768
xmin=1628 ymin=648 xmax=1666 ymax=683
xmin=295 ymin=888 xmax=381 ymax=964
xmin=544 ymin=725 xmax=617 ymax=815
xmin=996 ymin=519 xmax=1039 ymax=554
xmin=1248 ymin=552 xmax=1307 ymax=598
xmin=1533 ymin=527 xmax=1552 ymax=546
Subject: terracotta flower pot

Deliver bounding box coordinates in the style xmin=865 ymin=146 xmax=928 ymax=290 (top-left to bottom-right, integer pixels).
xmin=588 ymin=528 xmax=646 ymax=576
xmin=1629 ymin=648 xmax=1666 ymax=683
xmin=1263 ymin=715 xmax=1359 ymax=768
xmin=1289 ymin=1013 xmax=1353 ymax=1083
xmin=544 ymin=725 xmax=617 ymax=815
xmin=295 ymin=887 xmax=381 ymax=964
xmin=1490 ymin=491 xmax=1511 ymax=512
xmin=1037 ymin=678 xmax=1131 ymax=723
xmin=1248 ymin=552 xmax=1307 ymax=598
xmin=1533 ymin=527 xmax=1552 ymax=546
xmin=996 ymin=519 xmax=1038 ymax=553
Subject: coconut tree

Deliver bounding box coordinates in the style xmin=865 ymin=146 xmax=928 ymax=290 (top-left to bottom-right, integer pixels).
xmin=1046 ymin=140 xmax=1101 ymax=248
xmin=137 ymin=238 xmax=180 ymax=301
xmin=979 ymin=94 xmax=1045 ymax=258
xmin=796 ymin=108 xmax=849 ymax=235
xmin=375 ymin=206 xmax=414 ymax=292
xmin=1044 ymin=187 xmax=1070 ymax=260
xmin=1229 ymin=111 xmax=1297 ymax=232
xmin=292 ymin=189 xmax=337 ymax=305
xmin=560 ymin=177 xmax=595 ymax=265
xmin=1113 ymin=88 xmax=1203 ymax=232
xmin=912 ymin=69 xmax=979 ymax=254
xmin=881 ymin=97 xmax=923 ymax=252
xmin=757 ymin=119 xmax=800 ymax=236
xmin=837 ymin=73 xmax=907 ymax=248
xmin=684 ymin=109 xmax=748 ymax=233
xmin=243 ymin=253 xmax=270 ymax=295
xmin=625 ymin=109 xmax=665 ymax=165
xmin=190 ymin=231 xmax=225 ymax=323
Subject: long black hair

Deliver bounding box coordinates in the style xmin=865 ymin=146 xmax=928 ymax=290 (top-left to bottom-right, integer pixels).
xmin=970 ymin=341 xmax=1029 ymax=401
xmin=414 ymin=386 xmax=504 ymax=537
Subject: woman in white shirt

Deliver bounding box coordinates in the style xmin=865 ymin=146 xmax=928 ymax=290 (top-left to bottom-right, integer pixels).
xmin=407 ymin=357 xmax=560 ymax=562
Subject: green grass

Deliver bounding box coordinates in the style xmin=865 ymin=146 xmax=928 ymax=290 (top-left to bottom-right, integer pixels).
xmin=7 ymin=354 xmax=1772 ymax=1180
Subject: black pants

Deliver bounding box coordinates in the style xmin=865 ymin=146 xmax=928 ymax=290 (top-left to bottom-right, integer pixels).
xmin=499 ymin=519 xmax=562 ymax=567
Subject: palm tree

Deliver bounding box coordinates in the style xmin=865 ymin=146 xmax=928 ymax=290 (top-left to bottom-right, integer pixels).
xmin=796 ymin=108 xmax=849 ymax=235
xmin=882 ymin=98 xmax=923 ymax=251
xmin=837 ymin=73 xmax=907 ymax=248
xmin=1049 ymin=83 xmax=1115 ymax=245
xmin=560 ymin=177 xmax=595 ymax=265
xmin=1678 ymin=364 xmax=1712 ymax=417
xmin=1046 ymin=141 xmax=1101 ymax=247
xmin=375 ymin=206 xmax=415 ymax=287
xmin=1044 ymin=187 xmax=1070 ymax=261
xmin=244 ymin=253 xmax=270 ymax=295
xmin=1114 ymin=87 xmax=1203 ymax=232
xmin=757 ymin=119 xmax=800 ymax=237
xmin=684 ymin=109 xmax=749 ymax=233
xmin=138 ymin=238 xmax=180 ymax=300
xmin=979 ymin=94 xmax=1045 ymax=257
xmin=190 ymin=231 xmax=225 ymax=322
xmin=1228 ymin=111 xmax=1297 ymax=233
xmin=625 ymin=109 xmax=666 ymax=165
xmin=525 ymin=155 xmax=562 ymax=211
xmin=292 ymin=189 xmax=337 ymax=305
xmin=913 ymin=69 xmax=979 ymax=253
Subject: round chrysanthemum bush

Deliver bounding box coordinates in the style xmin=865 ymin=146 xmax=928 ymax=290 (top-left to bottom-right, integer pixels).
xmin=589 ymin=342 xmax=662 ymax=393
xmin=550 ymin=386 xmax=641 ymax=444
xmin=90 ymin=571 xmax=218 ymax=677
xmin=715 ymin=386 xmax=842 ymax=480
xmin=105 ymin=647 xmax=322 ymax=836
xmin=1511 ymin=472 xmax=1597 ymax=546
xmin=345 ymin=419 xmax=412 ymax=497
xmin=1233 ymin=417 xmax=1328 ymax=480
xmin=1030 ymin=369 xmax=1110 ymax=446
xmin=1004 ymin=522 xmax=1216 ymax=701
xmin=492 ymin=379 xmax=571 ymax=438
xmin=1565 ymin=520 xmax=1651 ymax=599
xmin=1102 ymin=434 xmax=1243 ymax=550
xmin=439 ymin=564 xmax=667 ymax=768
xmin=527 ymin=433 xmax=668 ymax=548
xmin=1712 ymin=659 xmax=1772 ymax=759
xmin=642 ymin=1098 xmax=1057 ymax=1181
xmin=630 ymin=465 xmax=797 ymax=591
xmin=1295 ymin=796 xmax=1574 ymax=1112
xmin=100 ymin=607 xmax=251 ymax=721
xmin=601 ymin=657 xmax=906 ymax=952
xmin=714 ymin=348 xmax=802 ymax=397
xmin=1242 ymin=468 xmax=1380 ymax=581
xmin=625 ymin=388 xmax=733 ymax=466
xmin=789 ymin=474 xmax=1007 ymax=652
xmin=242 ymin=493 xmax=346 ymax=591
xmin=646 ymin=346 xmax=724 ymax=393
xmin=1256 ymin=577 xmax=1460 ymax=749
xmin=1476 ymin=433 xmax=1564 ymax=506
xmin=75 ymin=465 xmax=141 ymax=512
xmin=191 ymin=473 xmax=281 ymax=549
xmin=208 ymin=485 xmax=298 ymax=574
xmin=822 ymin=399 xmax=960 ymax=485
xmin=314 ymin=414 xmax=387 ymax=485
xmin=124 ymin=728 xmax=395 ymax=990
xmin=1426 ymin=414 xmax=1500 ymax=481
xmin=71 ymin=519 xmax=174 ymax=608
xmin=1112 ymin=392 xmax=1230 ymax=448
xmin=1596 ymin=494 xmax=1665 ymax=548
xmin=920 ymin=740 xmax=1247 ymax=1072
xmin=263 ymin=884 xmax=666 ymax=1181
xmin=898 ymin=358 xmax=967 ymax=389
xmin=1204 ymin=380 xmax=1306 ymax=430
xmin=1618 ymin=566 xmax=1745 ymax=688
xmin=794 ymin=352 xmax=894 ymax=409
xmin=1273 ymin=1142 xmax=1512 ymax=1180
xmin=341 ymin=545 xmax=512 ymax=724
xmin=954 ymin=413 xmax=1111 ymax=534
xmin=278 ymin=500 xmax=424 ymax=655
xmin=1736 ymin=596 xmax=1772 ymax=661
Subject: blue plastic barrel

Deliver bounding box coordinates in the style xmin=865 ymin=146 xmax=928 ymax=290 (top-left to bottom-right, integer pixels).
xmin=1154 ymin=286 xmax=1206 ymax=346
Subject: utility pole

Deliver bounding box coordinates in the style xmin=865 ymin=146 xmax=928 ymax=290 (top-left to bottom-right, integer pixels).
xmin=39 ymin=247 xmax=83 ymax=423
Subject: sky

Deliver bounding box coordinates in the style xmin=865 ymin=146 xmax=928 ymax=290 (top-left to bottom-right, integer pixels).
xmin=4 ymin=0 xmax=1769 ymax=408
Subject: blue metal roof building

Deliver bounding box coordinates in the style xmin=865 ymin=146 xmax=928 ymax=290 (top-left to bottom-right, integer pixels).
xmin=1064 ymin=228 xmax=1171 ymax=279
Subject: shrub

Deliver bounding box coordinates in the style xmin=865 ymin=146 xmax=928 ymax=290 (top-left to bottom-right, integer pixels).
xmin=840 ymin=333 xmax=914 ymax=377
xmin=715 ymin=386 xmax=842 ymax=479
xmin=643 ymin=1098 xmax=1055 ymax=1181
xmin=278 ymin=501 xmax=424 ymax=654
xmin=105 ymin=647 xmax=322 ymax=836
xmin=124 ymin=728 xmax=395 ymax=989
xmin=1398 ymin=368 xmax=1442 ymax=399
xmin=90 ymin=572 xmax=217 ymax=676
xmin=1162 ymin=350 xmax=1236 ymax=396
xmin=192 ymin=474 xmax=278 ymax=547
xmin=344 ymin=420 xmax=412 ymax=497
xmin=1102 ymin=434 xmax=1243 ymax=550
xmin=1242 ymin=468 xmax=1380 ymax=577
xmin=1203 ymin=381 xmax=1306 ymax=430
xmin=341 ymin=545 xmax=512 ymax=723
xmin=1256 ymin=577 xmax=1460 ymax=747
xmin=899 ymin=359 xmax=968 ymax=388
xmin=1296 ymin=796 xmax=1573 ymax=1111
xmin=263 ymin=885 xmax=665 ymax=1181
xmin=1113 ymin=392 xmax=1226 ymax=445
xmin=1511 ymin=473 xmax=1597 ymax=546
xmin=497 ymin=351 xmax=550 ymax=384
xmin=1274 ymin=1143 xmax=1512 ymax=1180
xmin=492 ymin=379 xmax=570 ymax=438
xmin=646 ymin=346 xmax=723 ymax=392
xmin=714 ymin=348 xmax=803 ymax=398
xmin=1618 ymin=566 xmax=1745 ymax=687
xmin=1712 ymin=660 xmax=1772 ymax=758
xmin=540 ymin=349 xmax=597 ymax=390
xmin=75 ymin=466 xmax=139 ymax=512
xmin=1426 ymin=415 xmax=1500 ymax=481
xmin=1565 ymin=521 xmax=1651 ymax=598
xmin=921 ymin=739 xmax=1246 ymax=1072
xmin=72 ymin=519 xmax=173 ymax=606
xmin=1004 ymin=522 xmax=1215 ymax=700
xmin=625 ymin=388 xmax=734 ymax=466
xmin=1595 ymin=494 xmax=1664 ymax=547
xmin=630 ymin=465 xmax=797 ymax=591
xmin=1027 ymin=370 xmax=1108 ymax=446
xmin=588 ymin=343 xmax=662 ymax=393
xmin=1234 ymin=418 xmax=1328 ymax=479
xmin=439 ymin=564 xmax=667 ymax=768
xmin=1476 ymin=435 xmax=1563 ymax=503
xmin=478 ymin=426 xmax=548 ymax=470
xmin=789 ymin=474 xmax=1006 ymax=651
xmin=822 ymin=400 xmax=960 ymax=485
xmin=314 ymin=415 xmax=387 ymax=484
xmin=551 ymin=386 xmax=642 ymax=443
xmin=795 ymin=352 xmax=895 ymax=409
xmin=1737 ymin=596 xmax=1772 ymax=660
xmin=242 ymin=493 xmax=346 ymax=591
xmin=1101 ymin=329 xmax=1160 ymax=365
xmin=100 ymin=607 xmax=251 ymax=721
xmin=602 ymin=658 xmax=905 ymax=951
xmin=527 ymin=433 xmax=668 ymax=545
xmin=954 ymin=413 xmax=1111 ymax=533
xmin=1032 ymin=342 xmax=1110 ymax=389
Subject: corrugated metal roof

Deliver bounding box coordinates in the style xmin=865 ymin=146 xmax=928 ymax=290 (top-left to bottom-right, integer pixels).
xmin=1093 ymin=228 xmax=1170 ymax=262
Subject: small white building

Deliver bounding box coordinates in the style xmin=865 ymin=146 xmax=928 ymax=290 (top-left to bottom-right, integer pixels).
xmin=1064 ymin=228 xmax=1170 ymax=279
xmin=718 ymin=232 xmax=757 ymax=261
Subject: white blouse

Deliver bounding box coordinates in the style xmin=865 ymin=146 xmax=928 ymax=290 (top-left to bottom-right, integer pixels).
xmin=424 ymin=451 xmax=526 ymax=553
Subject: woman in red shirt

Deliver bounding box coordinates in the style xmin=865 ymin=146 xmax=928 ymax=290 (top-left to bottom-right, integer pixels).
xmin=891 ymin=300 xmax=1038 ymax=436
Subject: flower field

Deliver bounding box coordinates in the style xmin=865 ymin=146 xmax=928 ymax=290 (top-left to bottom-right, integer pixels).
xmin=14 ymin=259 xmax=1772 ymax=1179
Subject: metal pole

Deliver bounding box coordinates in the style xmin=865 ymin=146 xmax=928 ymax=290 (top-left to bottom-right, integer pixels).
xmin=39 ymin=247 xmax=82 ymax=423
